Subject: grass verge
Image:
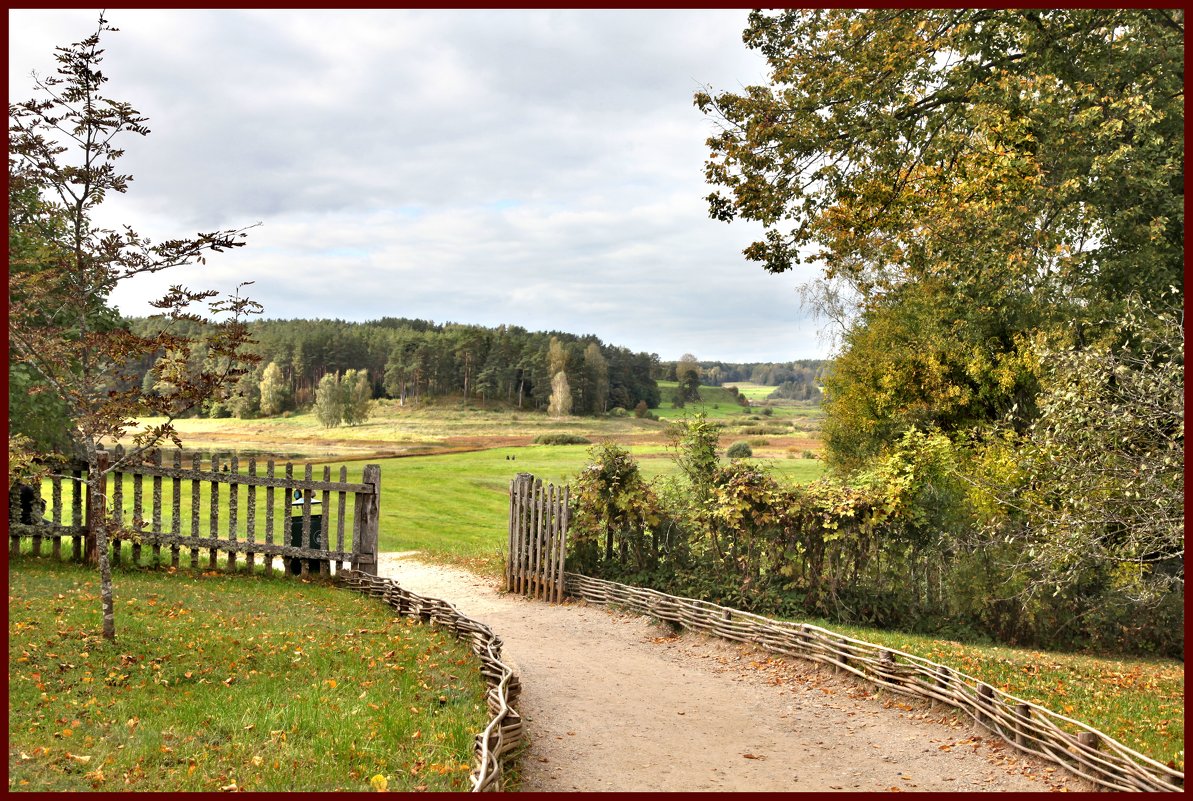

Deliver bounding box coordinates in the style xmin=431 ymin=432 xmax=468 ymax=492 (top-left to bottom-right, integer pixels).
xmin=791 ymin=617 xmax=1184 ymax=772
xmin=7 ymin=557 xmax=489 ymax=791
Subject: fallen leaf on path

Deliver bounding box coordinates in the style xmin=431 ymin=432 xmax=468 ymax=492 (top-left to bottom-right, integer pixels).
xmin=742 ymin=753 xmax=765 ymax=760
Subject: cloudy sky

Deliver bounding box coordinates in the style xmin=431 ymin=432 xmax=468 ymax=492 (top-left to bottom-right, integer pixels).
xmin=9 ymin=9 xmax=833 ymax=362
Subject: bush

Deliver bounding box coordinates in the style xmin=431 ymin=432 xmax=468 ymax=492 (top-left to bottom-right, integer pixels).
xmin=634 ymin=400 xmax=649 ymax=418
xmin=533 ymin=433 xmax=592 ymax=446
xmin=205 ymin=400 xmax=231 ymax=419
xmin=760 ymin=407 xmax=774 ymax=417
xmin=739 ymin=426 xmax=785 ymax=436
xmin=802 ymin=450 xmax=817 ymax=459
xmin=748 ymin=438 xmax=770 ymax=446
xmin=609 ymin=407 xmax=628 ymax=417
xmin=726 ymin=441 xmax=753 ymax=459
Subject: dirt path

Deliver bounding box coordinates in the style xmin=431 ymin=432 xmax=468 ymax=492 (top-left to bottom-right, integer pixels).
xmin=377 ymin=553 xmax=1085 ymax=793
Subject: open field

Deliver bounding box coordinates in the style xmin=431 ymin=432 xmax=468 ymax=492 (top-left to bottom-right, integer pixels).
xmin=39 ymin=440 xmax=826 ymax=574
xmin=7 ymin=557 xmax=487 ymax=791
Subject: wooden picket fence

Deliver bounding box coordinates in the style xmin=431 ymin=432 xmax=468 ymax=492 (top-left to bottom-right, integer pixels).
xmin=505 ymin=473 xmax=568 ymax=602
xmin=8 ymin=446 xmax=380 ymax=577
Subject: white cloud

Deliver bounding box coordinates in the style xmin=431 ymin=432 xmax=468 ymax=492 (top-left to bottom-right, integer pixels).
xmin=9 ymin=8 xmax=830 ymax=362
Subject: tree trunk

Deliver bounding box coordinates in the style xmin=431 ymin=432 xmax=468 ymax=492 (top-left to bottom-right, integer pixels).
xmin=88 ymin=452 xmax=117 ymax=639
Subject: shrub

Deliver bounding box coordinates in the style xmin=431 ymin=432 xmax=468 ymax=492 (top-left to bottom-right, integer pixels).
xmin=726 ymin=441 xmax=753 ymax=459
xmin=760 ymin=407 xmax=774 ymax=417
xmin=533 ymin=433 xmax=592 ymax=445
xmin=609 ymin=406 xmax=628 ymax=417
xmin=803 ymin=450 xmax=816 ymax=459
xmin=748 ymin=438 xmax=770 ymax=446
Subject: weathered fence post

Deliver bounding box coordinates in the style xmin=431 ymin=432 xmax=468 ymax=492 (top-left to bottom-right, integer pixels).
xmin=352 ymin=464 xmax=380 ymax=575
xmin=976 ymin=682 xmax=994 ymax=728
xmin=1014 ymin=703 xmax=1032 ymax=748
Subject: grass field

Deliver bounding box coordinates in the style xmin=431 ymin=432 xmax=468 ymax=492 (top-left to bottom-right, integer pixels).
xmin=7 ymin=557 xmax=488 ymax=791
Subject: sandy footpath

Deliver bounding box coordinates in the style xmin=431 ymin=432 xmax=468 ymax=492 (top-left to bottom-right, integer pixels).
xmin=376 ymin=553 xmax=1085 ymax=792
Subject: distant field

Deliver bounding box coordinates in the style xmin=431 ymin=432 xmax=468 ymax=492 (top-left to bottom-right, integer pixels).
xmin=51 ymin=410 xmax=826 ymax=573
xmin=723 ymin=382 xmax=779 ymax=402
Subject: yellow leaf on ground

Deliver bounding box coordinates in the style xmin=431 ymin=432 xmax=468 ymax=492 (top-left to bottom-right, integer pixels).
xmin=370 ymin=774 xmax=388 ymax=792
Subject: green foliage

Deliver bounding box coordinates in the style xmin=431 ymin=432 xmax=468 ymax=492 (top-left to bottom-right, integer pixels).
xmin=675 ymin=353 xmax=702 ymax=403
xmin=258 ymin=361 xmax=289 ymax=416
xmin=314 ymin=373 xmax=343 ymax=428
xmin=341 ymin=369 xmax=372 ymax=426
xmin=666 ymin=413 xmax=721 ymax=501
xmin=725 ymin=441 xmax=753 ymax=460
xmin=983 ymin=297 xmax=1184 ymax=606
xmin=567 ymin=443 xmax=661 ymax=574
xmin=532 ymin=434 xmax=591 ymax=446
xmin=228 ymin=364 xmax=262 ymax=419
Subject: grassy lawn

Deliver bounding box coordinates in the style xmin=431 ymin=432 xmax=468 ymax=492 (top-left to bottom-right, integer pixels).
xmin=7 ymin=558 xmax=489 ymax=791
xmin=787 ymin=617 xmax=1184 ymax=772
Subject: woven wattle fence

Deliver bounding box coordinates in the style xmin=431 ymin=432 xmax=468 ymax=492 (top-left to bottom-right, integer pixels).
xmin=338 ymin=571 xmax=522 ymax=792
xmin=564 ymin=572 xmax=1183 ymax=793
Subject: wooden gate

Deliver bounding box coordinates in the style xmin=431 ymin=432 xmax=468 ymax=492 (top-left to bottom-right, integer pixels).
xmin=505 ymin=473 xmax=568 ymax=602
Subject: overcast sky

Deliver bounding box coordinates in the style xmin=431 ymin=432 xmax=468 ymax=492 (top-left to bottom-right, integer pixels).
xmin=9 ymin=9 xmax=833 ymax=362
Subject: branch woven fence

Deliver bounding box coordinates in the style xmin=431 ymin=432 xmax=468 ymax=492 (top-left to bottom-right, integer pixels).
xmin=339 ymin=571 xmax=522 ymax=792
xmin=564 ymin=572 xmax=1183 ymax=793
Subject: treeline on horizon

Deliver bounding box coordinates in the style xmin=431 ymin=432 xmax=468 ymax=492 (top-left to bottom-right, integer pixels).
xmin=124 ymin=315 xmax=829 ymax=417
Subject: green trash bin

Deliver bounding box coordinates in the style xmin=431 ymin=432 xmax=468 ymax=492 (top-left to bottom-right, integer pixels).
xmin=289 ymin=490 xmax=323 ymax=575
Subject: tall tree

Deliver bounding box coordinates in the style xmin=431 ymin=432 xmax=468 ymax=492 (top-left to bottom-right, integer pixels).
xmin=314 ymin=372 xmax=343 ymax=428
xmin=8 ymin=16 xmax=261 ymax=639
xmin=676 ymin=353 xmax=702 ymax=403
xmin=697 ymin=9 xmax=1183 ymax=463
xmin=341 ymin=368 xmax=372 ymax=426
xmin=583 ymin=343 xmax=609 ymax=415
xmin=258 ymin=361 xmax=289 ymax=416
xmin=548 ymin=371 xmax=573 ymax=418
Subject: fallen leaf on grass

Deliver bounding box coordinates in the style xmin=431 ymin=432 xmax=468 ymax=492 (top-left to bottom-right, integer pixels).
xmin=66 ymin=752 xmax=91 ymax=763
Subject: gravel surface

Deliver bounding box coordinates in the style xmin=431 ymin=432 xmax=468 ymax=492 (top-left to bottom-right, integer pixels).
xmin=377 ymin=553 xmax=1086 ymax=793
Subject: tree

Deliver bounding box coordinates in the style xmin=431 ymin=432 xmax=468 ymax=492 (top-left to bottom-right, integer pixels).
xmin=676 ymin=353 xmax=702 ymax=403
xmin=341 ymin=368 xmax=372 ymax=426
xmin=8 ymin=16 xmax=261 ymax=640
xmin=984 ymin=297 xmax=1184 ymax=605
xmin=697 ymin=9 xmax=1183 ymax=462
xmin=258 ymin=361 xmax=289 ymax=416
xmin=548 ymin=371 xmax=573 ymax=418
xmin=314 ymin=373 xmax=343 ymax=427
xmin=583 ymin=343 xmax=609 ymax=415
xmin=229 ymin=364 xmax=262 ymax=418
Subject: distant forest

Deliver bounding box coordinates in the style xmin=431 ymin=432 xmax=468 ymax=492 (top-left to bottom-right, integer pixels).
xmin=124 ymin=316 xmax=829 ymax=417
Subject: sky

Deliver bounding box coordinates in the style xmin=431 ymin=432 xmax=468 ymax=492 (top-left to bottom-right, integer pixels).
xmin=8 ymin=8 xmax=835 ymax=363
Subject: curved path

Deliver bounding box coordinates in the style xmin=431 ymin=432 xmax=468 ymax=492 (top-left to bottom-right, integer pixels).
xmin=377 ymin=553 xmax=1085 ymax=793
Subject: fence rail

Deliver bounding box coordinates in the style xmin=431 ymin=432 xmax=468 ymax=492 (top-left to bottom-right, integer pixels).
xmin=9 ymin=447 xmax=379 ymax=577
xmin=564 ymin=572 xmax=1183 ymax=793
xmin=339 ymin=571 xmax=522 ymax=792
xmin=505 ymin=473 xmax=568 ymax=602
